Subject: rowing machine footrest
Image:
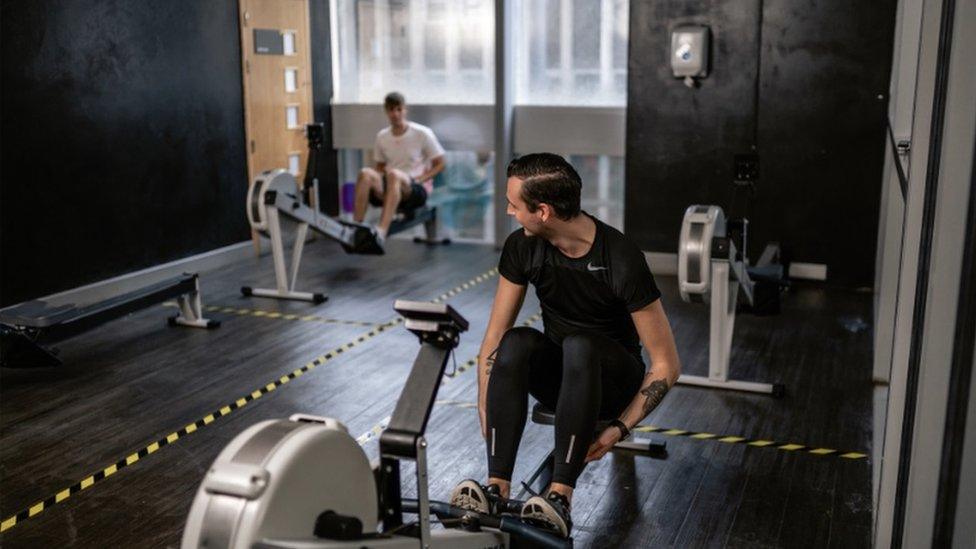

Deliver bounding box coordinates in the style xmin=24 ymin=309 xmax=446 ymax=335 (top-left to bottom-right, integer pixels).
xmin=338 ymin=221 xmax=385 ymax=255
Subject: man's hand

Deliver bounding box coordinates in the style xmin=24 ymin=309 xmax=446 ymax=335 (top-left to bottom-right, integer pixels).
xmin=585 ymin=426 xmax=622 ymax=462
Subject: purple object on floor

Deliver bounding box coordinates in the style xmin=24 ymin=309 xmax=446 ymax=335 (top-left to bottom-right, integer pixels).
xmin=341 ymin=182 xmax=356 ymax=213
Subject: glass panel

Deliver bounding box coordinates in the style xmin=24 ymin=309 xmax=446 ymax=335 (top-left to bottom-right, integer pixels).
xmin=573 ymin=72 xmax=600 ymax=96
xmin=612 ymin=0 xmax=628 ymax=69
xmin=389 ymin=0 xmax=410 ymax=66
xmin=334 ymin=0 xmax=494 ymax=104
xmin=459 ymin=1 xmax=485 ymax=70
xmin=286 ymin=105 xmax=299 ymax=128
xmin=282 ymin=31 xmax=296 ymax=55
xmin=568 ymin=154 xmax=624 ymax=230
xmin=288 ymin=153 xmax=301 ymax=175
xmin=544 ymin=0 xmax=561 ymax=70
xmin=432 ymin=150 xmax=495 ymax=241
xmin=284 ymin=68 xmax=298 ymax=92
xmin=571 ymin=0 xmax=599 ymax=69
xmin=424 ymin=24 xmax=446 ymax=69
xmin=516 ymin=0 xmax=630 ymax=106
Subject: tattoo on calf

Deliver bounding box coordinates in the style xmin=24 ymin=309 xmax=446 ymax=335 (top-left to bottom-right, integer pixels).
xmin=640 ymin=380 xmax=669 ymax=416
xmin=485 ymin=347 xmax=498 ymax=377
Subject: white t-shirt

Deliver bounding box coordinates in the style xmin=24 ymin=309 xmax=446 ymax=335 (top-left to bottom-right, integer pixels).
xmin=373 ymin=121 xmax=445 ymax=193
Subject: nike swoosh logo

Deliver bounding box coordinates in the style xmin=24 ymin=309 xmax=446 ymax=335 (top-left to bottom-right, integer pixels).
xmin=587 ymin=262 xmax=608 ymax=272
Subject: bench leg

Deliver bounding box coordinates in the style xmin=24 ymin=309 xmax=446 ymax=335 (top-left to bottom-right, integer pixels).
xmin=170 ymin=279 xmax=220 ymax=329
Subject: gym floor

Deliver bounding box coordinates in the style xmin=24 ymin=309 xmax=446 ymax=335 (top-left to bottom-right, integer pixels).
xmin=0 ymin=238 xmax=873 ymax=548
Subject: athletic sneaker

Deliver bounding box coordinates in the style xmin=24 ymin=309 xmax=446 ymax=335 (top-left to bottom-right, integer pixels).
xmin=521 ymin=491 xmax=573 ymax=538
xmin=374 ymin=231 xmax=386 ymax=253
xmin=449 ymin=479 xmax=507 ymax=515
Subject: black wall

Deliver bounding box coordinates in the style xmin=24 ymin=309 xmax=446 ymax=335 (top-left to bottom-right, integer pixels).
xmin=625 ymin=0 xmax=897 ymax=287
xmin=1 ymin=0 xmax=337 ymax=306
xmin=309 ymin=0 xmax=340 ymax=216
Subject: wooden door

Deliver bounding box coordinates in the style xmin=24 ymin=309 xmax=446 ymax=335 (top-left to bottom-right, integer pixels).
xmin=239 ymin=0 xmax=314 ymax=250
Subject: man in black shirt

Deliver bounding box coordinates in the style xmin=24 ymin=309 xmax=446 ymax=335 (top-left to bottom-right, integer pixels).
xmin=450 ymin=153 xmax=681 ymax=538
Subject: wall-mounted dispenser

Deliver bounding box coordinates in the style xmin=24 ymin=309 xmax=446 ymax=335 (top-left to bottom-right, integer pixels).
xmin=671 ymin=25 xmax=710 ymax=88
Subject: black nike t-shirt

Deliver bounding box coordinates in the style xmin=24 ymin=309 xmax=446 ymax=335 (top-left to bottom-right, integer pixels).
xmin=498 ymin=213 xmax=661 ymax=357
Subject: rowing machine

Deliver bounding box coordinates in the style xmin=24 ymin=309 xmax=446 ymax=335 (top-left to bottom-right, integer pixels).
xmin=181 ymin=300 xmax=570 ymax=548
xmin=677 ymin=205 xmax=786 ymax=396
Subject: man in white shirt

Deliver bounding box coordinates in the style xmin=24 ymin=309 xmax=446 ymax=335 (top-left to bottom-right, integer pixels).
xmin=354 ymin=92 xmax=446 ymax=247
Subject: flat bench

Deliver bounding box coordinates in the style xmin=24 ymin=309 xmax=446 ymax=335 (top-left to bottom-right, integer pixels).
xmin=0 ymin=273 xmax=218 ymax=368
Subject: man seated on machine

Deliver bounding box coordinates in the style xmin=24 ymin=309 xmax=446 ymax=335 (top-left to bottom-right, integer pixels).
xmin=353 ymin=91 xmax=446 ymax=249
xmin=450 ymin=153 xmax=682 ymax=538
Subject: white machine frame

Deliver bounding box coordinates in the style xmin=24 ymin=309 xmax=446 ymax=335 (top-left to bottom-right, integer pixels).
xmin=242 ymin=169 xmax=447 ymax=304
xmin=242 ymin=169 xmax=362 ymax=303
xmin=677 ymin=205 xmax=785 ymax=396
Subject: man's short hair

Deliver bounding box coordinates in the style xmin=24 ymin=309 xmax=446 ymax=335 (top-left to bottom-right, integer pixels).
xmin=507 ymin=153 xmax=582 ymax=220
xmin=384 ymin=92 xmax=406 ymax=110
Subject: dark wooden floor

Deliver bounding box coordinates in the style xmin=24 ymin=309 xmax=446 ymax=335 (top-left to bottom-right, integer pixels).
xmin=0 ymin=237 xmax=875 ymax=548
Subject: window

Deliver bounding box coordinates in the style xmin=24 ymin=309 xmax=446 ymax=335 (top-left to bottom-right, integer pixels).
xmin=516 ymin=0 xmax=629 ymax=106
xmin=282 ymin=31 xmax=297 ymax=55
xmin=288 ymin=153 xmax=301 ymax=176
xmin=568 ymin=154 xmax=624 ymax=230
xmin=333 ymin=0 xmax=495 ymax=104
xmin=286 ymin=105 xmax=300 ymax=129
xmin=284 ymin=68 xmax=298 ymax=92
xmin=516 ymin=0 xmax=630 ymax=228
xmin=331 ymin=0 xmax=631 ymax=242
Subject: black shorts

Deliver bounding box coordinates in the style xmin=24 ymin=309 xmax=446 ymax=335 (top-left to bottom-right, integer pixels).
xmin=368 ymin=179 xmax=428 ymax=211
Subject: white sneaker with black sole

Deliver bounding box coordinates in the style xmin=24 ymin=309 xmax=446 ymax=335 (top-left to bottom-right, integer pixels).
xmin=449 ymin=479 xmax=505 ymax=515
xmin=521 ymin=491 xmax=573 ymax=538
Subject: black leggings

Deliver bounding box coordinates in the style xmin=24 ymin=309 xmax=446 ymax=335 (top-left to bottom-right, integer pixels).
xmin=486 ymin=327 xmax=645 ymax=488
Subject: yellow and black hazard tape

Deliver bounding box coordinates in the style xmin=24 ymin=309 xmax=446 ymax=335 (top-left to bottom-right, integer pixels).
xmin=434 ymin=400 xmax=868 ymax=461
xmin=356 ymin=415 xmax=391 ymax=445
xmin=203 ymin=305 xmax=379 ymax=327
xmin=0 ymin=327 xmax=392 ymax=534
xmin=0 ymin=268 xmax=499 ymax=535
xmin=163 ymin=302 xmax=380 ymax=327
xmin=628 ymin=425 xmax=868 ymax=460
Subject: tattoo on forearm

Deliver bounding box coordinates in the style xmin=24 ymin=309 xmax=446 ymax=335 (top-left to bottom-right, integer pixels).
xmin=640 ymin=380 xmax=669 ymax=416
xmin=485 ymin=347 xmax=498 ymax=377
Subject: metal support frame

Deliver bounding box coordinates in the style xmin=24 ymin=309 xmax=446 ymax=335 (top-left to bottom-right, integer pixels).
xmin=677 ymin=205 xmax=784 ymax=397
xmin=677 ymin=259 xmax=781 ymax=395
xmin=243 ymin=169 xmax=447 ymax=304
xmin=244 ymin=203 xmax=327 ymax=304
xmin=415 ymin=436 xmax=432 ymax=549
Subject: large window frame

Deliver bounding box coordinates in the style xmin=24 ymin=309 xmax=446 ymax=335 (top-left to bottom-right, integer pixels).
xmin=329 ymin=0 xmax=629 ymax=245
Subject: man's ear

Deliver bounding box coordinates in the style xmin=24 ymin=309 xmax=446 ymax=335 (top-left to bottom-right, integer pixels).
xmin=538 ymin=203 xmax=552 ymax=222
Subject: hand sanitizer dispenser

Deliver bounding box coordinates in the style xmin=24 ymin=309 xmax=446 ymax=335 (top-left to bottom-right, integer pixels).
xmin=671 ymin=25 xmax=710 ymax=88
